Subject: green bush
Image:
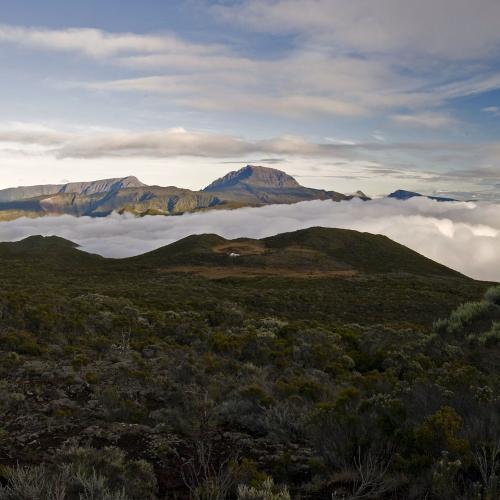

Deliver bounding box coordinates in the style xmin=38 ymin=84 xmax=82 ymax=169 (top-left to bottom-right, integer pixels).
xmin=434 ymin=301 xmax=492 ymax=335
xmin=0 ymin=331 xmax=44 ymax=355
xmin=484 ymin=285 xmax=500 ymax=306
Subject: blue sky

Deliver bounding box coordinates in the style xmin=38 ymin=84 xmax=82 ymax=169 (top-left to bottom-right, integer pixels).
xmin=1 ymin=0 xmax=500 ymax=197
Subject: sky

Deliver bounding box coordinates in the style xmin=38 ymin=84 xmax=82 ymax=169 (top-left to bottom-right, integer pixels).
xmin=1 ymin=0 xmax=500 ymax=198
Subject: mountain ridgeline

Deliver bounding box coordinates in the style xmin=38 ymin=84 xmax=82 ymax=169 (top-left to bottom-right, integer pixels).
xmin=0 ymin=166 xmax=367 ymax=221
xmin=203 ymin=165 xmax=353 ymax=206
xmin=0 ymin=175 xmax=146 ymax=202
xmin=387 ymin=189 xmax=457 ymax=202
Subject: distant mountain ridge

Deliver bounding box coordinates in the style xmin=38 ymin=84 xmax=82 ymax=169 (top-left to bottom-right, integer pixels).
xmin=0 ymin=166 xmax=464 ymax=222
xmin=203 ymin=165 xmax=355 ymax=205
xmin=0 ymin=165 xmax=370 ymax=221
xmin=388 ymin=189 xmax=457 ymax=202
xmin=0 ymin=176 xmax=145 ymax=202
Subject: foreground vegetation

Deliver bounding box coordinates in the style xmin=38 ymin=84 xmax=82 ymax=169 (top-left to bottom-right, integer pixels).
xmin=0 ymin=229 xmax=497 ymax=499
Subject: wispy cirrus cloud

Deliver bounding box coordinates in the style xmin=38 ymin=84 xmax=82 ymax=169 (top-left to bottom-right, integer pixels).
xmin=390 ymin=111 xmax=459 ymax=129
xmin=482 ymin=106 xmax=500 ymax=116
xmin=77 ymin=51 xmax=435 ymax=117
xmin=0 ymin=24 xmax=219 ymax=59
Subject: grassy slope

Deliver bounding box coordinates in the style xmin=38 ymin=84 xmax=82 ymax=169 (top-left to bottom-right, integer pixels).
xmin=127 ymin=227 xmax=462 ymax=277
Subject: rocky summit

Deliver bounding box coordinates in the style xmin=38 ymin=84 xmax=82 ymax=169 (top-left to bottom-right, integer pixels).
xmin=204 ymin=164 xmax=301 ymax=190
xmin=0 ymin=175 xmax=146 ymax=202
xmin=202 ymin=165 xmax=354 ymax=206
xmin=387 ymin=189 xmax=457 ymax=202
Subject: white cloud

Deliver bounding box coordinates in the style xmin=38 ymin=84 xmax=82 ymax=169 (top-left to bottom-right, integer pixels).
xmin=0 ymin=25 xmax=218 ymax=59
xmin=81 ymin=52 xmax=433 ymax=117
xmin=0 ymin=123 xmax=487 ymax=161
xmin=437 ymin=72 xmax=500 ymax=99
xmin=482 ymin=106 xmax=500 ymax=116
xmin=0 ymin=123 xmax=72 ymax=145
xmin=214 ymin=0 xmax=500 ymax=60
xmin=0 ymin=198 xmax=499 ymax=281
xmin=391 ymin=112 xmax=459 ymax=129
xmin=0 ymin=125 xmax=353 ymax=159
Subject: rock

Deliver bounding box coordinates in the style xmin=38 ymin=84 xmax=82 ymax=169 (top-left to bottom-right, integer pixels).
xmin=50 ymin=398 xmax=78 ymax=412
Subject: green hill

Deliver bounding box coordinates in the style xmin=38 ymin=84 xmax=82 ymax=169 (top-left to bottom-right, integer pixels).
xmin=128 ymin=227 xmax=461 ymax=277
xmin=0 ymin=235 xmax=103 ymax=266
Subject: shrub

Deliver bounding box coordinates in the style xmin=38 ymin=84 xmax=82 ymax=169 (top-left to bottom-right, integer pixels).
xmin=182 ymin=441 xmax=237 ymax=500
xmin=240 ymin=384 xmax=273 ymax=407
xmin=85 ymin=371 xmax=99 ymax=384
xmin=59 ymin=446 xmax=157 ymax=499
xmin=263 ymin=402 xmax=305 ymax=440
xmin=207 ymin=302 xmax=245 ymax=327
xmin=0 ymin=464 xmax=49 ymax=500
xmin=434 ymin=301 xmax=491 ymax=335
xmin=416 ymin=406 xmax=469 ymax=457
xmin=237 ymin=478 xmax=290 ymax=500
xmin=275 ymin=376 xmax=323 ymax=401
xmin=97 ymin=387 xmax=146 ymax=423
xmin=0 ymin=464 xmax=131 ymax=500
xmin=71 ymin=353 xmax=90 ymax=371
xmin=468 ymin=321 xmax=500 ymax=347
xmin=0 ymin=331 xmax=44 ymax=355
xmin=484 ymin=285 xmax=500 ymax=306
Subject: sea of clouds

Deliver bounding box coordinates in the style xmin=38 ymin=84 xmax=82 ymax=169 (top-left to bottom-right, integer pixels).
xmin=0 ymin=198 xmax=498 ymax=281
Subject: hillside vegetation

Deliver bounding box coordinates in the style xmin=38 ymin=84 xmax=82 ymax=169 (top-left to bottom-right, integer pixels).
xmin=0 ymin=228 xmax=496 ymax=499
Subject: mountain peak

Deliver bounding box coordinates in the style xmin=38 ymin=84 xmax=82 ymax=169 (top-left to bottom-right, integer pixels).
xmin=15 ymin=235 xmax=78 ymax=248
xmin=352 ymin=190 xmax=370 ymax=199
xmin=58 ymin=176 xmax=146 ymax=196
xmin=388 ymin=189 xmax=456 ymax=202
xmin=388 ymin=189 xmax=423 ymax=200
xmin=203 ymin=165 xmax=301 ymax=191
xmin=0 ymin=176 xmax=147 ymax=203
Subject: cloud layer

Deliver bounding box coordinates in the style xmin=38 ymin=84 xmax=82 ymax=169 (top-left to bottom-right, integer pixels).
xmin=0 ymin=198 xmax=498 ymax=281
